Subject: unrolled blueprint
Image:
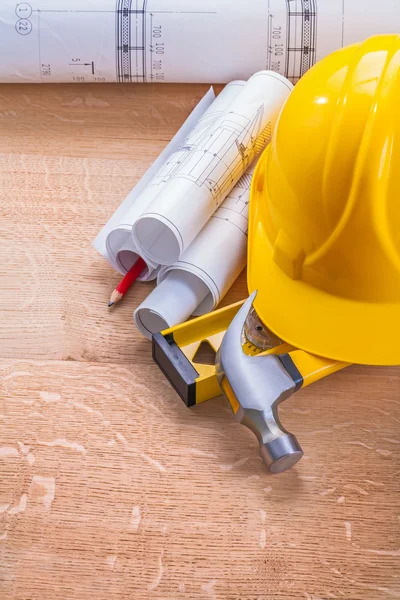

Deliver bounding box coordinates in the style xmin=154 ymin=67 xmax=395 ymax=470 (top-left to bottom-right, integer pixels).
xmin=1 ymin=0 xmax=398 ymax=83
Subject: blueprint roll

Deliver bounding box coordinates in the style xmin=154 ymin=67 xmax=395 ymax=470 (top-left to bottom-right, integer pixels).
xmin=132 ymin=71 xmax=293 ymax=267
xmin=134 ymin=271 xmax=209 ymax=339
xmin=106 ymin=226 xmax=159 ymax=282
xmin=99 ymin=81 xmax=245 ymax=280
xmin=1 ymin=1 xmax=398 ymax=84
xmin=93 ymin=88 xmax=216 ymax=276
xmin=134 ymin=166 xmax=253 ymax=337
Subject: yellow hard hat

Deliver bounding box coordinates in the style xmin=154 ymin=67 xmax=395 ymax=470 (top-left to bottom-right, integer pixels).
xmin=249 ymin=35 xmax=400 ymax=366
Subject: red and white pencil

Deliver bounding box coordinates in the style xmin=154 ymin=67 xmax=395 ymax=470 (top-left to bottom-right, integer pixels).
xmin=108 ymin=257 xmax=146 ymax=308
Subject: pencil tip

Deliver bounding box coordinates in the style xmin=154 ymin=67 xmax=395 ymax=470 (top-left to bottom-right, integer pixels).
xmin=108 ymin=302 xmax=114 ymax=308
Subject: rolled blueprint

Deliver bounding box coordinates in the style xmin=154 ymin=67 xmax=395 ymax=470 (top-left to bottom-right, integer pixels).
xmin=134 ymin=166 xmax=254 ymax=338
xmin=94 ymin=85 xmax=242 ymax=279
xmin=106 ymin=233 xmax=159 ymax=281
xmin=93 ymin=87 xmax=216 ymax=277
xmin=1 ymin=1 xmax=398 ymax=84
xmin=135 ymin=271 xmax=209 ymax=339
xmin=132 ymin=71 xmax=292 ymax=266
xmin=103 ymin=80 xmax=245 ymax=280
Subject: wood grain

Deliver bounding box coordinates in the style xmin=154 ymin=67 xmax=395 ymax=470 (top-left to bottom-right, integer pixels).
xmin=0 ymin=83 xmax=399 ymax=600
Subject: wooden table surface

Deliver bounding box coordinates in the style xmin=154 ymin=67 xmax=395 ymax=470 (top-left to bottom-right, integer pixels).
xmin=0 ymin=83 xmax=399 ymax=600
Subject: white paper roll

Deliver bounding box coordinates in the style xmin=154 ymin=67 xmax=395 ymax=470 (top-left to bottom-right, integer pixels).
xmin=134 ymin=270 xmax=209 ymax=339
xmin=105 ymin=188 xmax=162 ymax=281
xmin=93 ymin=87 xmax=216 ymax=267
xmin=158 ymin=164 xmax=254 ymax=317
xmin=2 ymin=1 xmax=398 ymax=85
xmin=135 ymin=164 xmax=255 ymax=338
xmin=132 ymin=71 xmax=293 ymax=267
xmin=106 ymin=229 xmax=159 ymax=282
xmin=102 ymin=80 xmax=245 ymax=279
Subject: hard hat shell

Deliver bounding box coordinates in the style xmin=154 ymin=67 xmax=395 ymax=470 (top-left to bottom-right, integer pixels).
xmin=249 ymin=35 xmax=400 ymax=366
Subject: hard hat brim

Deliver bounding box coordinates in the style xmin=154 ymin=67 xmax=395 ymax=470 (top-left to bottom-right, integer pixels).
xmin=248 ymin=156 xmax=399 ymax=367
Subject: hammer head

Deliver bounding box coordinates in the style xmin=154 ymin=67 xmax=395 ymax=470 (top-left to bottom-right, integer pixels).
xmin=216 ymin=292 xmax=303 ymax=473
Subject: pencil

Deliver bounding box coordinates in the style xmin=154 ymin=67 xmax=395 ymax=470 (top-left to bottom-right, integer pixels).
xmin=108 ymin=257 xmax=146 ymax=308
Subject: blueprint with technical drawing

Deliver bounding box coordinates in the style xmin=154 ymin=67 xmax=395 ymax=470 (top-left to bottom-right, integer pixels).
xmin=158 ymin=163 xmax=255 ymax=317
xmin=94 ymin=82 xmax=245 ymax=280
xmin=129 ymin=71 xmax=292 ymax=335
xmin=131 ymin=71 xmax=292 ymax=266
xmin=1 ymin=0 xmax=398 ymax=84
xmin=94 ymin=73 xmax=291 ymax=332
xmin=134 ymin=164 xmax=255 ymax=339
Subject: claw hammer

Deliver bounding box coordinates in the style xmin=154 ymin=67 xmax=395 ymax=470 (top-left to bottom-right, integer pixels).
xmin=216 ymin=293 xmax=348 ymax=473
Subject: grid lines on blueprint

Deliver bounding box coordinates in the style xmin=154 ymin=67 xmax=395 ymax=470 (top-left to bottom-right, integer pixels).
xmin=285 ymin=0 xmax=317 ymax=81
xmin=149 ymin=108 xmax=272 ymax=208
xmin=116 ymin=0 xmax=148 ymax=82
